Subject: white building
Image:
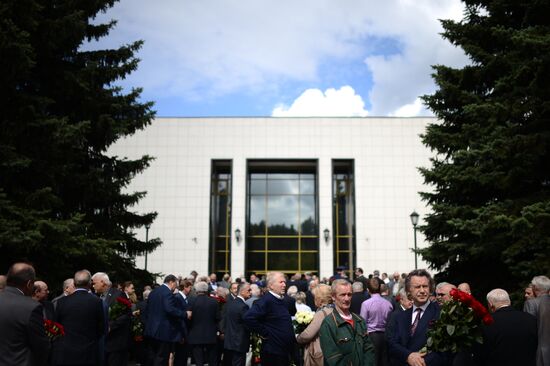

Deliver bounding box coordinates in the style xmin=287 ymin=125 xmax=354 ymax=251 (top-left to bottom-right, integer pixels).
xmin=110 ymin=117 xmax=435 ymax=280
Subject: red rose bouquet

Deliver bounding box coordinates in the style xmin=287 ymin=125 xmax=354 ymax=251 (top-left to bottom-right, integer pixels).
xmin=426 ymin=289 xmax=493 ymax=353
xmin=109 ymin=296 xmax=132 ymax=321
xmin=44 ymin=319 xmax=65 ymax=341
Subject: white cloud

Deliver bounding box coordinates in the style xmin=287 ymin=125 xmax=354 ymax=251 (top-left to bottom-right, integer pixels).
xmin=272 ymin=86 xmax=368 ymax=117
xmin=390 ymin=98 xmax=426 ymax=117
xmin=91 ymin=0 xmax=470 ymax=115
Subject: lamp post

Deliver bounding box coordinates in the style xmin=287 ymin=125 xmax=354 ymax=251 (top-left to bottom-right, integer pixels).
xmin=144 ymin=223 xmax=151 ymax=271
xmin=409 ymin=211 xmax=419 ymax=269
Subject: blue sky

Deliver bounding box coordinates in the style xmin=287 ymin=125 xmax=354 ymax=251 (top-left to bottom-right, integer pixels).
xmin=92 ymin=0 xmax=469 ymax=117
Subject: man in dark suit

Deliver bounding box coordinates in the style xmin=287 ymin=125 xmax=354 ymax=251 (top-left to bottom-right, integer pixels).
xmin=223 ymin=283 xmax=252 ymax=366
xmin=474 ymin=288 xmax=537 ymax=366
xmin=187 ymin=281 xmax=221 ymax=366
xmin=32 ymin=280 xmax=55 ymax=320
xmin=350 ymin=281 xmax=370 ymax=315
xmin=145 ymin=274 xmax=187 ymax=366
xmin=173 ymin=281 xmax=191 ymax=366
xmin=388 ymin=269 xmax=447 ymax=366
xmin=0 ymin=262 xmax=50 ymax=366
xmin=53 ymin=269 xmax=105 ymax=366
xmin=92 ymin=272 xmax=132 ymax=366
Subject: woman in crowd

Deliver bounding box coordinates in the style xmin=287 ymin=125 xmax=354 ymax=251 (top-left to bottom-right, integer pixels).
xmin=296 ymin=284 xmax=334 ymax=366
xmin=295 ymin=291 xmax=313 ymax=313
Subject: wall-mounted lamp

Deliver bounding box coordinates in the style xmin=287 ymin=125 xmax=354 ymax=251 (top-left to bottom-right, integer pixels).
xmin=192 ymin=237 xmax=198 ymax=244
xmin=235 ymin=228 xmax=242 ymax=243
xmin=323 ymin=228 xmax=330 ymax=243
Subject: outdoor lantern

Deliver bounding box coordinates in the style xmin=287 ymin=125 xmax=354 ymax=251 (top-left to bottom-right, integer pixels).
xmin=323 ymin=228 xmax=330 ymax=243
xmin=409 ymin=211 xmax=419 ymax=227
xmin=409 ymin=211 xmax=419 ymax=269
xmin=235 ymin=228 xmax=242 ymax=243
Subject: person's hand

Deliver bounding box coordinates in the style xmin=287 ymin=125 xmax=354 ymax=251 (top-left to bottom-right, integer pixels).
xmin=407 ymin=352 xmax=426 ymax=366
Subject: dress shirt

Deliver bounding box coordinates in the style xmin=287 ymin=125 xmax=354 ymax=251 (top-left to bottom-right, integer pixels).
xmin=411 ymin=301 xmax=430 ymax=324
xmin=360 ymin=293 xmax=393 ymax=333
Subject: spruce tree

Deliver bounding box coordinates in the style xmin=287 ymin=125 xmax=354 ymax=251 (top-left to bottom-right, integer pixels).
xmin=0 ymin=0 xmax=160 ymax=288
xmin=420 ymin=0 xmax=550 ymax=297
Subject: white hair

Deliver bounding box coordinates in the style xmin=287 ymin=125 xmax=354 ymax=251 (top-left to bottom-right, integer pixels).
xmin=91 ymin=272 xmax=111 ymax=286
xmin=487 ymin=288 xmax=510 ymax=308
xmin=532 ymin=276 xmax=550 ymax=292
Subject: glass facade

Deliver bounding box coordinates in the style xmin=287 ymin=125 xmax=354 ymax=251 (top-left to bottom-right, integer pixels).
xmin=333 ymin=160 xmax=356 ymax=277
xmin=246 ymin=161 xmax=318 ymax=276
xmin=209 ymin=160 xmax=232 ymax=276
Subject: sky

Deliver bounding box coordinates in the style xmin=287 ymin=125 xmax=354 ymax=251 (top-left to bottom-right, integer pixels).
xmin=91 ymin=0 xmax=470 ymax=117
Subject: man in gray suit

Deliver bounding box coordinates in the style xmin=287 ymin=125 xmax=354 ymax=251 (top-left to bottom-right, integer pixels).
xmin=0 ymin=262 xmax=50 ymax=365
xmin=524 ymin=275 xmax=550 ymax=366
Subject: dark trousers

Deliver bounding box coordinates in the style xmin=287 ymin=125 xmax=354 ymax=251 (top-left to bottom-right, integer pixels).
xmin=225 ymin=350 xmax=245 ymax=366
xmin=369 ymin=331 xmax=389 ymax=366
xmin=148 ymin=339 xmax=174 ymax=366
xmin=106 ymin=351 xmax=128 ymax=366
xmin=192 ymin=344 xmax=218 ymax=366
xmin=173 ymin=342 xmax=190 ymax=366
xmin=260 ymin=352 xmax=290 ymax=366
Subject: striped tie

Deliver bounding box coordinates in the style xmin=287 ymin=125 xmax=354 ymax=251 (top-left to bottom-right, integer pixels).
xmin=410 ymin=308 xmax=422 ymax=336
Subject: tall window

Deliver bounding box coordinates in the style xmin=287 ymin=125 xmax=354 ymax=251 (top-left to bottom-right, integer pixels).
xmin=246 ymin=161 xmax=318 ymax=276
xmin=209 ymin=160 xmax=232 ymax=276
xmin=332 ymin=160 xmax=355 ymax=277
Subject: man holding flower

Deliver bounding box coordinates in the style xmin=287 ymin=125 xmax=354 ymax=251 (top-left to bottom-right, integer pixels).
xmin=387 ymin=269 xmax=446 ymax=366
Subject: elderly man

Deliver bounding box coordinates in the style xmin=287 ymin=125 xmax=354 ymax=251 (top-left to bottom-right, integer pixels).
xmin=475 ymin=288 xmax=537 ymax=366
xmin=523 ymin=275 xmax=550 ymax=366
xmin=320 ymin=279 xmax=374 ymax=366
xmin=32 ymin=280 xmax=55 ymax=320
xmin=244 ymin=271 xmax=296 ymax=366
xmin=435 ymin=282 xmax=456 ymax=305
xmin=53 ymin=270 xmax=105 ymax=366
xmin=457 ymin=283 xmax=471 ymax=294
xmin=187 ymin=281 xmax=221 ymax=366
xmin=92 ymin=272 xmax=131 ymax=366
xmin=0 ymin=263 xmax=50 ymax=366
xmin=388 ymin=269 xmax=447 ymax=366
xmin=52 ymin=278 xmax=76 ymax=309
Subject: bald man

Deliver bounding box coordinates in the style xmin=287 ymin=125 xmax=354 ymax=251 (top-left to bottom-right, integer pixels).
xmin=0 ymin=263 xmax=50 ymax=365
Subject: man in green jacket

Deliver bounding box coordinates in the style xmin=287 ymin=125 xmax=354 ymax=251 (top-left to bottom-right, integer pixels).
xmin=320 ymin=279 xmax=375 ymax=366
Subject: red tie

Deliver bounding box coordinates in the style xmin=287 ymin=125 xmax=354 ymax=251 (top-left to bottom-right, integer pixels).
xmin=410 ymin=308 xmax=422 ymax=336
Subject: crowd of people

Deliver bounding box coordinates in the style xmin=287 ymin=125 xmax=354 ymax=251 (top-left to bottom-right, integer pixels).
xmin=0 ymin=262 xmax=548 ymax=366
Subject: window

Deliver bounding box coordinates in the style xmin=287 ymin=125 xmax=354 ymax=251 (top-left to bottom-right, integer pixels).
xmin=246 ymin=161 xmax=318 ymax=276
xmin=332 ymin=160 xmax=356 ymax=276
xmin=209 ymin=160 xmax=232 ymax=276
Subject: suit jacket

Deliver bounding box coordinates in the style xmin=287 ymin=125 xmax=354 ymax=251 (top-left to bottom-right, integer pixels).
xmin=173 ymin=292 xmax=189 ymax=338
xmin=223 ymin=297 xmax=250 ymax=353
xmin=474 ymin=306 xmax=537 ymax=366
xmin=0 ymin=286 xmax=50 ymax=366
xmin=350 ymin=291 xmax=369 ymax=316
xmin=532 ymin=294 xmax=550 ymax=366
xmin=103 ymin=287 xmax=132 ymax=352
xmin=53 ymin=289 xmax=105 ymax=365
xmin=388 ymin=301 xmax=447 ymax=366
xmin=40 ymin=300 xmax=55 ymax=320
xmin=187 ymin=294 xmax=220 ymax=344
xmin=144 ymin=284 xmax=186 ymax=343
